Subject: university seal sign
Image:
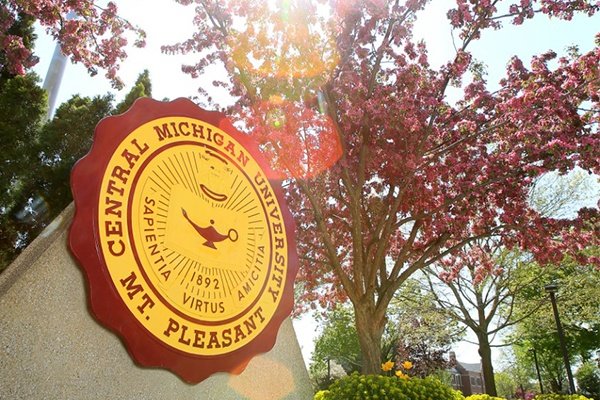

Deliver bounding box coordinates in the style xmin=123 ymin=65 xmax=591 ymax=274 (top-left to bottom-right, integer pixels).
xmin=69 ymin=98 xmax=298 ymax=383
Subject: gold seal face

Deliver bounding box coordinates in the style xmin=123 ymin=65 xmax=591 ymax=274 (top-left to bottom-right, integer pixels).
xmin=97 ymin=116 xmax=288 ymax=356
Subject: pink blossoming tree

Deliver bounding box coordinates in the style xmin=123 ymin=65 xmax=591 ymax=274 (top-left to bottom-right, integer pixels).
xmin=162 ymin=0 xmax=600 ymax=376
xmin=1 ymin=0 xmax=145 ymax=88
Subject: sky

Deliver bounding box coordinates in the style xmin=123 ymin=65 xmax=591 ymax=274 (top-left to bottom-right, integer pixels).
xmin=32 ymin=0 xmax=600 ymax=110
xmin=31 ymin=0 xmax=600 ymax=369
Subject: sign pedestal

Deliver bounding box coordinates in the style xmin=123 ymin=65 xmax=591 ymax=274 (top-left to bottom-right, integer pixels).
xmin=0 ymin=205 xmax=313 ymax=399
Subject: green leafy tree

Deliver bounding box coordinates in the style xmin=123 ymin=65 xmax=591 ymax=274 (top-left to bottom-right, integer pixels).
xmin=113 ymin=69 xmax=152 ymax=115
xmin=35 ymin=93 xmax=115 ymax=215
xmin=34 ymin=69 xmax=153 ymax=233
xmin=497 ymin=347 xmax=539 ymax=398
xmin=0 ymin=71 xmax=153 ymax=272
xmin=310 ymin=279 xmax=461 ymax=386
xmin=575 ymin=361 xmax=600 ymax=399
xmin=495 ymin=371 xmax=518 ymax=399
xmin=311 ymin=305 xmax=362 ymax=383
xmin=509 ymin=262 xmax=600 ymax=393
xmin=0 ymin=11 xmax=45 ymax=255
xmin=424 ymin=170 xmax=598 ymax=396
xmin=504 ymin=172 xmax=600 ymax=393
xmin=0 ymin=72 xmax=46 ymax=270
xmin=425 ymin=247 xmax=550 ymax=396
xmin=0 ymin=73 xmax=46 ymax=205
xmin=389 ymin=279 xmax=464 ymax=378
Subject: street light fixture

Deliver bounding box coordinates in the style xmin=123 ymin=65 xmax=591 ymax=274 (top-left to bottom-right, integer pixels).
xmin=544 ymin=283 xmax=576 ymax=394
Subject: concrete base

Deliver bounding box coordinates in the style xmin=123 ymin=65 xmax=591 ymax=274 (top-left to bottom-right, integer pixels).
xmin=0 ymin=205 xmax=313 ymax=399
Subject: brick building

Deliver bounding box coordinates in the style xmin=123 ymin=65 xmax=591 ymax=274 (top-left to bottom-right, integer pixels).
xmin=448 ymin=351 xmax=485 ymax=396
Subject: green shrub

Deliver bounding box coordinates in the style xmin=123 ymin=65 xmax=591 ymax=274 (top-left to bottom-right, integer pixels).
xmin=314 ymin=390 xmax=330 ymax=400
xmin=314 ymin=372 xmax=460 ymax=400
xmin=534 ymin=394 xmax=593 ymax=400
xmin=454 ymin=390 xmax=467 ymax=400
xmin=414 ymin=376 xmax=466 ymax=400
xmin=465 ymin=395 xmax=505 ymax=400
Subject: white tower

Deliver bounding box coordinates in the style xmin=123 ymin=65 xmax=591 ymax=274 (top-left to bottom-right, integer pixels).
xmin=42 ymin=11 xmax=76 ymax=120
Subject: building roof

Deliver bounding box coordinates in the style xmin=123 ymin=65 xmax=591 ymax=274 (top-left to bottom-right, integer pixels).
xmin=459 ymin=362 xmax=482 ymax=373
xmin=448 ymin=351 xmax=482 ymax=374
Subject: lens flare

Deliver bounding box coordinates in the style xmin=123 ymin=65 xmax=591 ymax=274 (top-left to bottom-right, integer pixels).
xmin=223 ymin=2 xmax=343 ymax=179
xmin=251 ymin=96 xmax=343 ymax=180
xmin=227 ymin=1 xmax=339 ymax=82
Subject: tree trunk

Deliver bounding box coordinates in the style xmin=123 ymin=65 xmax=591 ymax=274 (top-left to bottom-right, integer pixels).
xmin=550 ymin=376 xmax=562 ymax=393
xmin=354 ymin=303 xmax=386 ymax=374
xmin=477 ymin=333 xmax=498 ymax=396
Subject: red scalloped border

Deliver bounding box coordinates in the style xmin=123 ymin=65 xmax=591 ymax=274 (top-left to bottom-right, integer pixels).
xmin=68 ymin=97 xmax=298 ymax=383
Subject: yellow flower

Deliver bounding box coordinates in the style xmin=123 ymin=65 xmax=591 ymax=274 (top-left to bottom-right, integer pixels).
xmin=395 ymin=370 xmax=408 ymax=379
xmin=401 ymin=361 xmax=413 ymax=370
xmin=381 ymin=361 xmax=395 ymax=372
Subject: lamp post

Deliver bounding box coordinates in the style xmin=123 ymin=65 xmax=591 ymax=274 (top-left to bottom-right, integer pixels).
xmin=544 ymin=283 xmax=576 ymax=394
xmin=529 ymin=348 xmax=544 ymax=394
